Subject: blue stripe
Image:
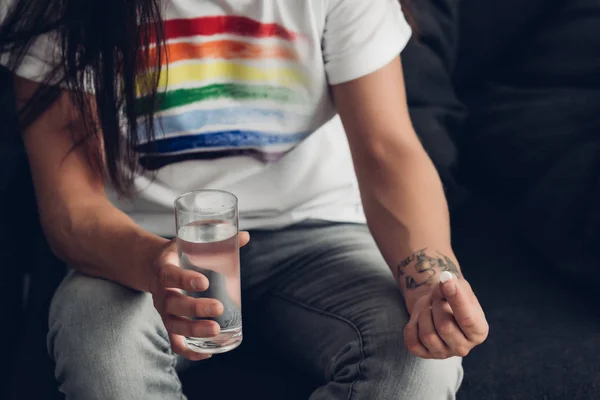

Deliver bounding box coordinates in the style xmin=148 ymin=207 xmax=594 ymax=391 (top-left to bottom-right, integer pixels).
xmin=136 ymin=130 xmax=311 ymax=153
xmin=141 ymin=107 xmax=309 ymax=140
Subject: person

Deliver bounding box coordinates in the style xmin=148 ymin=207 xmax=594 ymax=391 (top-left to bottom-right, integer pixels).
xmin=0 ymin=0 xmax=488 ymax=398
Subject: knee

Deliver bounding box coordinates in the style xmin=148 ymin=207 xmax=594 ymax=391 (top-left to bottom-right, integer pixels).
xmin=352 ymin=311 xmax=463 ymax=399
xmin=48 ymin=272 xmax=176 ymax=398
xmin=49 ymin=270 xmax=166 ymax=352
xmin=51 ymin=272 xmax=157 ymax=337
xmin=363 ymin=332 xmax=463 ymax=399
xmin=397 ymin=355 xmax=463 ymax=399
xmin=48 ymin=272 xmax=171 ymax=389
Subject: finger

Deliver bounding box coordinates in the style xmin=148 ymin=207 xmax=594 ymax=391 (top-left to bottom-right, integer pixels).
xmin=163 ymin=290 xmax=224 ymax=318
xmin=417 ymin=306 xmax=450 ymax=359
xmin=433 ymin=271 xmax=463 ymax=301
xmin=441 ymin=276 xmax=488 ymax=342
xmin=169 ymin=333 xmax=213 ymax=361
xmin=431 ymin=279 xmax=446 ymax=303
xmin=159 ymin=263 xmax=210 ymax=291
xmin=239 ymin=231 xmax=250 ymax=247
xmin=164 ymin=314 xmax=220 ymax=338
xmin=431 ymin=300 xmax=471 ymax=357
xmin=404 ymin=311 xmax=430 ymax=358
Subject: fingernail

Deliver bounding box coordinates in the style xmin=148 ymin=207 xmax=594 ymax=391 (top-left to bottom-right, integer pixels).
xmin=191 ymin=279 xmax=204 ymax=290
xmin=443 ymin=280 xmax=457 ymax=296
xmin=439 ymin=271 xmax=455 ymax=283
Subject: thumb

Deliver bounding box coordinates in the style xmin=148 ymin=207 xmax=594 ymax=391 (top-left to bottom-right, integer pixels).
xmin=239 ymin=231 xmax=250 ymax=247
xmin=431 ymin=280 xmax=445 ymax=302
xmin=439 ymin=271 xmax=458 ymax=298
xmin=431 ymin=271 xmax=453 ymax=302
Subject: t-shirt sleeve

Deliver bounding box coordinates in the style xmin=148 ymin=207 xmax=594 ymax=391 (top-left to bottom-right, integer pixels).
xmin=0 ymin=0 xmax=62 ymax=84
xmin=323 ymin=0 xmax=412 ymax=85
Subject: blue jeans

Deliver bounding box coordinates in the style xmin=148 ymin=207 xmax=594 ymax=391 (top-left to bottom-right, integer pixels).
xmin=48 ymin=222 xmax=463 ymax=399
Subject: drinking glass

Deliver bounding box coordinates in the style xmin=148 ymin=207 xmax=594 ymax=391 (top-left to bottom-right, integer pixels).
xmin=174 ymin=190 xmax=242 ymax=354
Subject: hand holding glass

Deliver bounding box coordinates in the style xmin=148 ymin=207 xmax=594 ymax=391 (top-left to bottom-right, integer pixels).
xmin=174 ymin=190 xmax=242 ymax=354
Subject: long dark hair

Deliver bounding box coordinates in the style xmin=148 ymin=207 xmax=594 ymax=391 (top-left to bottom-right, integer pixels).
xmin=0 ymin=0 xmax=412 ymax=195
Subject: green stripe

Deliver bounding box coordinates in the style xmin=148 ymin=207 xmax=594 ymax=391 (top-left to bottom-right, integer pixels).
xmin=136 ymin=83 xmax=307 ymax=115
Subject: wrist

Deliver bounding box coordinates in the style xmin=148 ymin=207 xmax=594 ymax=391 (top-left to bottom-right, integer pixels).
xmin=134 ymin=232 xmax=170 ymax=292
xmin=394 ymin=247 xmax=461 ymax=313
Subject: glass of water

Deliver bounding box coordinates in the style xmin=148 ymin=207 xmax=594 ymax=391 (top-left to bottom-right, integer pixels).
xmin=174 ymin=190 xmax=242 ymax=354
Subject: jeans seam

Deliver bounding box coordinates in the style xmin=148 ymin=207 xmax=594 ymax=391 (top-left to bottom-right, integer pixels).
xmin=170 ymin=353 xmax=186 ymax=400
xmin=272 ymin=292 xmax=365 ymax=400
xmin=155 ymin=322 xmax=186 ymax=400
xmin=165 ymin=337 xmax=187 ymax=400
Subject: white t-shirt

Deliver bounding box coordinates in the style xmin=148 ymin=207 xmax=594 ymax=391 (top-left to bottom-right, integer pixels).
xmin=2 ymin=0 xmax=411 ymax=235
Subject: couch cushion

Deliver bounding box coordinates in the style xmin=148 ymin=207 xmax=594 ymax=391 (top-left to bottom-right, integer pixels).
xmin=401 ymin=0 xmax=469 ymax=209
xmin=453 ymin=201 xmax=600 ymax=400
xmin=457 ymin=0 xmax=600 ymax=285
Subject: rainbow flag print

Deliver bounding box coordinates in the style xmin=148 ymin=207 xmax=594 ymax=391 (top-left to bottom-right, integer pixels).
xmin=135 ymin=15 xmax=312 ymax=169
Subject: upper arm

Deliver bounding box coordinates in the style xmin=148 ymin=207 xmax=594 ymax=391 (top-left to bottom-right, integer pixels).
xmin=322 ymin=0 xmax=418 ymax=157
xmin=322 ymin=0 xmax=411 ymax=85
xmin=14 ymin=76 xmax=106 ymax=224
xmin=331 ymin=57 xmax=423 ymax=162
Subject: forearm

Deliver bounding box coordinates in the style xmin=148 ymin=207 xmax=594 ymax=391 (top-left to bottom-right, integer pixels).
xmin=43 ymin=198 xmax=168 ymax=292
xmin=357 ymin=142 xmax=461 ymax=310
xmin=16 ymin=80 xmax=168 ymax=292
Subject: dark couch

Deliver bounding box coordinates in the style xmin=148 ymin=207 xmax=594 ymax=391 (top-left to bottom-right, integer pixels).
xmin=456 ymin=0 xmax=600 ymax=290
xmin=4 ymin=0 xmax=600 ymax=398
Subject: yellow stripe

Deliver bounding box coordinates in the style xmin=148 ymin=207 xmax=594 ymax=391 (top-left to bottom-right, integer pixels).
xmin=138 ymin=62 xmax=306 ymax=96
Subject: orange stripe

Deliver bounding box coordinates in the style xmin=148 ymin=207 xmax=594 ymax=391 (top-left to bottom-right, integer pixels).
xmin=147 ymin=40 xmax=298 ymax=66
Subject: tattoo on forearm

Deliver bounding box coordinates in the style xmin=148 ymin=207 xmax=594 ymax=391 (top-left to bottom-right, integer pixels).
xmin=398 ymin=251 xmax=419 ymax=269
xmin=396 ymin=248 xmax=461 ymax=290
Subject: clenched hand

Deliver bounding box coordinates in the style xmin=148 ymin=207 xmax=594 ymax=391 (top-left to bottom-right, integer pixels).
xmin=404 ymin=272 xmax=489 ymax=359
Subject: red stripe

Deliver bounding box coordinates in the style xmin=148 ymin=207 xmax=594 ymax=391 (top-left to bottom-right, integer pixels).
xmin=143 ymin=16 xmax=298 ymax=44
